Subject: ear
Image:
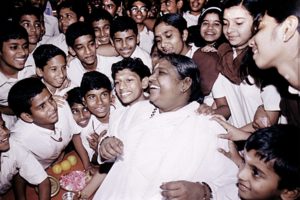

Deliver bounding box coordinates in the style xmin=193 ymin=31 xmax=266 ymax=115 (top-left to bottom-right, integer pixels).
xmin=281 ymin=188 xmax=300 ymax=200
xmin=176 ymin=0 xmax=183 ymax=12
xmin=20 ymin=112 xmax=34 ymax=123
xmin=141 ymin=77 xmax=149 ymax=89
xmin=281 ymin=15 xmax=299 ymax=42
xmin=136 ymin=33 xmax=140 ymax=44
xmin=36 ymin=67 xmax=44 ymax=78
xmin=110 ymin=38 xmax=115 ymax=47
xmin=127 ymin=10 xmax=131 ymax=17
xmin=182 ymin=29 xmax=189 ymax=42
xmin=110 ymin=92 xmax=116 ymax=105
xmin=68 ymin=47 xmax=76 ymax=57
xmin=82 ymin=97 xmax=87 ymax=106
xmin=180 ymin=77 xmax=192 ymax=93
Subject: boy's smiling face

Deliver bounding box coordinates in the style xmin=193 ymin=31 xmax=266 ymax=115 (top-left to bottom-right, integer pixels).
xmin=0 ymin=39 xmax=28 ymax=72
xmin=71 ymin=35 xmax=97 ymax=70
xmin=114 ymin=69 xmax=148 ymax=105
xmin=26 ymin=88 xmax=58 ymax=130
xmin=37 ymin=55 xmax=67 ymax=92
xmin=238 ymin=149 xmax=282 ymax=200
xmin=92 ymin=19 xmax=111 ymax=45
xmin=83 ymin=88 xmax=111 ymax=123
xmin=112 ymin=30 xmax=138 ymax=58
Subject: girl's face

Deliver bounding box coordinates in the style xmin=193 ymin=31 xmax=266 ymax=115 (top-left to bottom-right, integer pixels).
xmin=223 ymin=5 xmax=254 ymax=49
xmin=248 ymin=14 xmax=284 ymax=70
xmin=154 ymin=22 xmax=187 ymax=54
xmin=200 ymin=12 xmax=222 ymax=44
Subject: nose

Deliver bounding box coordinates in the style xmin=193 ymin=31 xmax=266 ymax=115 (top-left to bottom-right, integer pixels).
xmin=237 ymin=164 xmax=248 ymax=181
xmin=85 ymin=46 xmax=92 ymax=55
xmin=119 ymin=81 xmax=126 ymax=90
xmin=29 ymin=24 xmax=37 ymax=33
xmin=248 ymin=37 xmax=255 ymax=47
xmin=96 ymin=96 xmax=103 ymax=105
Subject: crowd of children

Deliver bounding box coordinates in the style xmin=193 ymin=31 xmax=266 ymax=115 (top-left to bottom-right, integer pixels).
xmin=0 ymin=0 xmax=299 ymax=199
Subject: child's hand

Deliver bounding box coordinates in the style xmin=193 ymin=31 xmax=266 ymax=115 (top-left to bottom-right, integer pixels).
xmin=201 ymin=45 xmax=218 ymax=52
xmin=197 ymin=103 xmax=215 ymax=115
xmin=253 ymin=105 xmax=271 ymax=129
xmin=212 ymin=115 xmax=251 ymax=141
xmin=87 ymin=132 xmax=99 ymax=152
xmin=99 ymin=136 xmax=123 ymax=160
xmin=218 ymin=140 xmax=244 ymax=168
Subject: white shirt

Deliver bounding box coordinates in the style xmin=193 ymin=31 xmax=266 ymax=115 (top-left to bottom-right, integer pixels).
xmin=0 ymin=65 xmax=35 ymax=129
xmin=67 ymin=54 xmax=121 ymax=86
xmin=46 ymin=33 xmax=68 ymax=55
xmin=0 ymin=139 xmax=47 ymax=194
xmin=93 ymin=101 xmax=238 ymax=199
xmin=138 ymin=26 xmax=154 ymax=54
xmin=183 ymin=11 xmax=200 ymax=27
xmin=211 ymin=73 xmax=281 ymax=128
xmin=130 ymin=46 xmax=152 ymax=71
xmin=185 ymin=44 xmax=199 ymax=58
xmin=11 ymin=102 xmax=81 ymax=169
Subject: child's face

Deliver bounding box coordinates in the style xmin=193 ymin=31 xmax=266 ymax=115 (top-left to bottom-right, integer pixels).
xmin=70 ymin=103 xmax=91 ymax=128
xmin=37 ymin=55 xmax=67 ymax=90
xmin=28 ymin=88 xmax=58 ymax=129
xmin=160 ymin=0 xmax=181 ymax=15
xmin=114 ymin=69 xmax=148 ymax=105
xmin=238 ymin=149 xmax=281 ymax=200
xmin=102 ymin=0 xmax=118 ymax=16
xmin=223 ymin=5 xmax=254 ymax=49
xmin=112 ymin=30 xmax=138 ymax=58
xmin=83 ymin=88 xmax=111 ymax=123
xmin=71 ymin=35 xmax=97 ymax=68
xmin=92 ymin=19 xmax=111 ymax=45
xmin=200 ymin=12 xmax=222 ymax=44
xmin=128 ymin=1 xmax=149 ymax=24
xmin=58 ymin=8 xmax=78 ymax=33
xmin=0 ymin=39 xmax=28 ymax=71
xmin=154 ymin=22 xmax=185 ymax=54
xmin=189 ymin=0 xmax=206 ymax=13
xmin=0 ymin=115 xmax=10 ymax=152
xmin=19 ymin=14 xmax=43 ymax=45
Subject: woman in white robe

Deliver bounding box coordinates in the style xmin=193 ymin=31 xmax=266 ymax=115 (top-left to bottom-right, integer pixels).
xmin=94 ymin=54 xmax=239 ymax=200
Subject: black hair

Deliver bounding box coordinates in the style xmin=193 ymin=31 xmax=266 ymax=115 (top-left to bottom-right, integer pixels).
xmin=88 ymin=7 xmax=113 ymax=24
xmin=154 ymin=13 xmax=187 ymax=36
xmin=56 ymin=0 xmax=88 ymax=20
xmin=66 ymin=87 xmax=84 ymax=107
xmin=110 ymin=16 xmax=138 ymax=39
xmin=0 ymin=21 xmax=28 ymax=50
xmin=160 ymin=54 xmax=203 ymax=103
xmin=111 ymin=57 xmax=151 ymax=80
xmin=65 ymin=21 xmax=95 ymax=47
xmin=127 ymin=0 xmax=151 ymax=10
xmin=80 ymin=71 xmax=112 ymax=97
xmin=264 ymin=0 xmax=300 ymax=33
xmin=245 ymin=125 xmax=300 ymax=190
xmin=14 ymin=4 xmax=43 ymax=23
xmin=33 ymin=44 xmax=66 ymax=69
xmin=8 ymin=77 xmax=47 ymax=117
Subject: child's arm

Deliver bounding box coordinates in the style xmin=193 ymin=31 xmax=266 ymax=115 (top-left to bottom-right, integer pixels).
xmin=37 ymin=177 xmax=51 ymax=200
xmin=0 ymin=105 xmax=14 ymax=115
xmin=72 ymin=134 xmax=91 ymax=171
xmin=78 ymin=171 xmax=106 ymax=199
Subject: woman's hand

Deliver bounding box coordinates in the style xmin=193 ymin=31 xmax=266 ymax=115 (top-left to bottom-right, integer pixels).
xmin=160 ymin=181 xmax=205 ymax=200
xmin=99 ymin=136 xmax=124 ymax=160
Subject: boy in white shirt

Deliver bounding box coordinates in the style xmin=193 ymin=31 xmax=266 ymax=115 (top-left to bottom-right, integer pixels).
xmin=66 ymin=21 xmax=121 ymax=85
xmin=127 ymin=0 xmax=154 ymax=53
xmin=33 ymin=44 xmax=75 ymax=97
xmin=110 ymin=16 xmax=152 ymax=69
xmin=183 ymin=0 xmax=206 ymax=27
xmin=0 ymin=22 xmax=35 ymax=129
xmin=0 ymin=114 xmax=50 ymax=199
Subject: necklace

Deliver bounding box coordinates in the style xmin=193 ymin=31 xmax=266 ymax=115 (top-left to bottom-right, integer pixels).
xmin=50 ymin=129 xmax=62 ymax=142
xmin=150 ymin=107 xmax=158 ymax=118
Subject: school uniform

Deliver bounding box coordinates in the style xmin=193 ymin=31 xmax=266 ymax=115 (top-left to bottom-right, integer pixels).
xmin=138 ymin=26 xmax=154 ymax=54
xmin=10 ymin=102 xmax=81 ymax=169
xmin=67 ymin=54 xmax=121 ymax=86
xmin=45 ymin=33 xmax=68 ymax=55
xmin=0 ymin=66 xmax=36 ymax=129
xmin=0 ymin=139 xmax=47 ymax=194
xmin=183 ymin=11 xmax=200 ymax=27
xmin=130 ymin=46 xmax=152 ymax=70
xmin=93 ymin=101 xmax=238 ymax=199
xmin=185 ymin=44 xmax=199 ymax=58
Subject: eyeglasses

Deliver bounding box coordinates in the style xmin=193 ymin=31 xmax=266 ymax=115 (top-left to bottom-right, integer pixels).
xmin=130 ymin=6 xmax=149 ymax=13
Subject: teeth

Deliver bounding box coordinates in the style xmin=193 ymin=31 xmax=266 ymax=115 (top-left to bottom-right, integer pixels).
xmin=121 ymin=92 xmax=131 ymax=97
xmin=0 ymin=137 xmax=8 ymax=143
xmin=150 ymin=85 xmax=160 ymax=89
